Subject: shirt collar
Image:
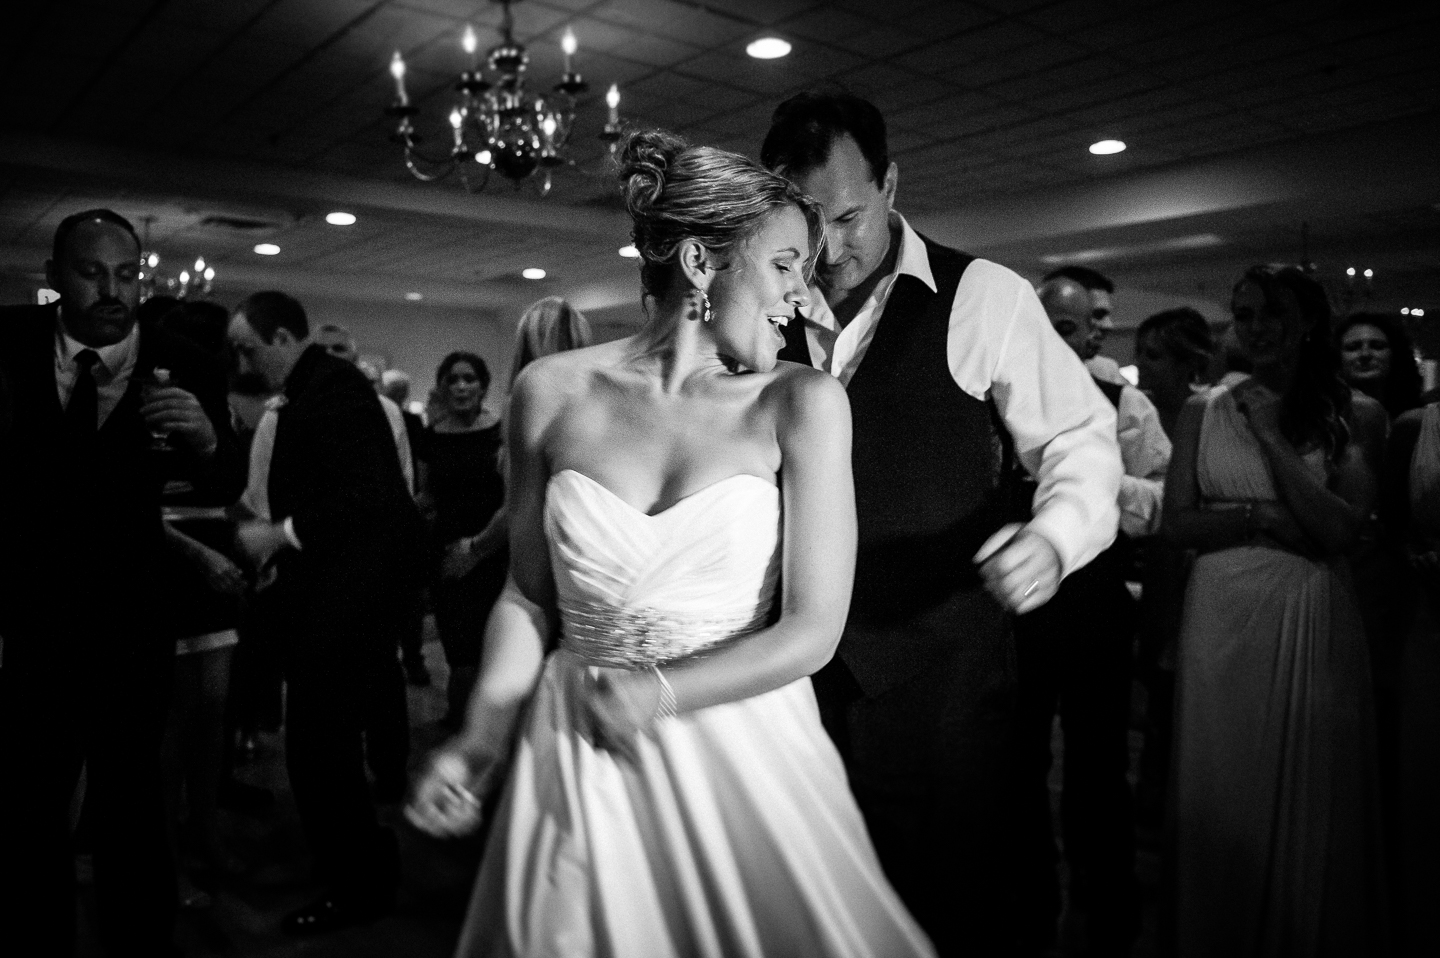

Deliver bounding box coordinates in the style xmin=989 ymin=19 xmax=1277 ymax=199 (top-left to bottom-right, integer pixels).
xmin=890 ymin=212 xmax=937 ymax=295
xmin=54 ymin=306 xmax=140 ymax=377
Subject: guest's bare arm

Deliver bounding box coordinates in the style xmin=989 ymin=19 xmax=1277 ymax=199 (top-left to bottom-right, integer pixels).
xmin=1235 ymin=381 xmax=1382 ymax=555
xmin=588 ymin=370 xmax=855 ymax=744
xmin=1161 ymin=394 xmax=1315 ymax=555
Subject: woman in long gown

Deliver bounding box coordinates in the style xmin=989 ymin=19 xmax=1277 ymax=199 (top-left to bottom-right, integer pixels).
xmin=408 ymin=130 xmax=935 ymax=958
xmin=1163 ymin=265 xmax=1389 ymax=955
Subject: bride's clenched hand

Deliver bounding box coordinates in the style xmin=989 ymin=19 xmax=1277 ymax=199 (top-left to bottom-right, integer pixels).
xmin=583 ymin=667 xmax=664 ymax=762
xmin=405 ymin=749 xmax=491 ymax=838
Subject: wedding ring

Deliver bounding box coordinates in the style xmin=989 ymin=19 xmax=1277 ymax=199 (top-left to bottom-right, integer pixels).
xmin=1023 ymin=579 xmax=1041 ymax=598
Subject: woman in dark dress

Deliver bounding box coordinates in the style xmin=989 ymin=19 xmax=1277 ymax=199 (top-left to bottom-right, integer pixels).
xmin=423 ymin=351 xmax=508 ymax=724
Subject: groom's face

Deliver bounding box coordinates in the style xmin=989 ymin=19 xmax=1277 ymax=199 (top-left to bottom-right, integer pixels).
xmin=790 ymin=134 xmax=896 ymax=297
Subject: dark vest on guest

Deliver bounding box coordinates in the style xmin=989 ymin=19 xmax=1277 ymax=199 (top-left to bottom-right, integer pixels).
xmin=779 ymin=235 xmax=1027 ymax=698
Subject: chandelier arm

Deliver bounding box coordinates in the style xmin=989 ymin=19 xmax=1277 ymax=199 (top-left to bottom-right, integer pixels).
xmin=402 ymin=142 xmax=461 ymax=182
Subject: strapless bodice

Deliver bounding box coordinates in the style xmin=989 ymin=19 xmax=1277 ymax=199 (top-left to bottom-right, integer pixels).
xmin=544 ymin=469 xmax=781 ymax=667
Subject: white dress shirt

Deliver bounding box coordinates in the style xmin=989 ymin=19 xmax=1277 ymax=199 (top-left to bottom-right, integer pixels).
xmin=1114 ymin=384 xmax=1170 ymax=538
xmin=54 ymin=310 xmax=139 ymax=428
xmin=799 ymin=214 xmax=1122 ymax=577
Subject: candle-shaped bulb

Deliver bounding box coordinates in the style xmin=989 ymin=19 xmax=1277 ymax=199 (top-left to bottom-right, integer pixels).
xmin=606 ymin=83 xmax=620 ymax=124
xmin=1347 ymin=267 xmax=1356 ymax=276
xmin=1363 ymin=268 xmax=1373 ymax=278
xmin=562 ymin=28 xmax=577 ymax=72
xmin=449 ymin=107 xmax=465 ymax=149
xmin=203 ymin=267 xmax=215 ymax=281
xmin=542 ymin=115 xmax=557 ymax=138
xmin=179 ymin=270 xmax=190 ymax=285
xmin=390 ymin=51 xmax=409 ymax=106
xmin=194 ymin=257 xmax=205 ymax=273
xmin=147 ymin=253 xmax=159 ymax=268
xmin=462 ymin=25 xmax=477 ymax=56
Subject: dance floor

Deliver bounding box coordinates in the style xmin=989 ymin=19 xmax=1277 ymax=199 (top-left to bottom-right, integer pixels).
xmin=72 ymin=617 xmax=1172 ymax=958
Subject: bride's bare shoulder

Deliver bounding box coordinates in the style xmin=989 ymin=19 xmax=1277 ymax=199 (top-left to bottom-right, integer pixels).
xmin=513 ymin=341 xmax=628 ymax=400
xmin=763 ymin=362 xmax=849 ymax=429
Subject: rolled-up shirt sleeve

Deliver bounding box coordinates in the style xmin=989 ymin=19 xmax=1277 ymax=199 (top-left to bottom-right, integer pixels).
xmin=947 ymin=260 xmax=1122 ymax=577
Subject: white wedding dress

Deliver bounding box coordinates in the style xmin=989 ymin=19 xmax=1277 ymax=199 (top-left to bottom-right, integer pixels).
xmin=454 ymin=469 xmax=935 ymax=958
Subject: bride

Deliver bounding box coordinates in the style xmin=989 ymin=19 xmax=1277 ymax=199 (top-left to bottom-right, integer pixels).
xmin=407 ymin=130 xmax=936 ymax=958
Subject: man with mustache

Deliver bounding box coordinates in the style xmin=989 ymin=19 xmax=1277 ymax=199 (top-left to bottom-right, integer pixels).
xmin=0 ymin=209 xmax=244 ymax=955
xmin=762 ymin=93 xmax=1122 ymax=956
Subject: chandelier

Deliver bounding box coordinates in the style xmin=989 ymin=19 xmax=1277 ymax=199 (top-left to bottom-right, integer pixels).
xmin=136 ymin=217 xmax=214 ymax=302
xmin=385 ymin=0 xmax=623 ymax=195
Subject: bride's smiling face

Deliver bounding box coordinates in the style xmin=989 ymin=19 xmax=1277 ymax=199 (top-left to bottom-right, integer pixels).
xmin=705 ymin=205 xmax=812 ymax=374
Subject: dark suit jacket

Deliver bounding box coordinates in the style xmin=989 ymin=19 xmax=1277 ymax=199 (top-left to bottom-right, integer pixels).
xmin=267 ymin=345 xmax=425 ymax=671
xmin=0 ymin=302 xmax=245 ymax=660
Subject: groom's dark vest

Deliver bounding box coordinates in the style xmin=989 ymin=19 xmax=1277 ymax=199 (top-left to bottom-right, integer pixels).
xmin=780 ymin=235 xmax=1025 ymax=698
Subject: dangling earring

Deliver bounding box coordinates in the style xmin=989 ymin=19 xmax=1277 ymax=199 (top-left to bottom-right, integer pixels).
xmin=700 ymin=289 xmax=713 ymax=323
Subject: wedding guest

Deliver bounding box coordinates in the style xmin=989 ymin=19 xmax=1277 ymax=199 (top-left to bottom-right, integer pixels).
xmin=1045 ymin=265 xmax=1125 ymax=386
xmin=453 ymin=296 xmax=596 ymax=587
xmin=762 ymin=92 xmax=1122 ymax=956
xmin=1384 ymin=398 xmax=1440 ymax=952
xmin=0 ymin=209 xmax=244 ymax=955
xmin=151 ymin=297 xmax=252 ymax=909
xmin=1164 ymin=265 xmax=1388 ymax=956
xmin=1336 ymin=311 xmax=1418 ymax=870
xmin=1131 ymin=307 xmax=1214 ymax=822
xmin=1336 ymin=312 xmax=1422 ymax=420
xmin=229 ymin=291 xmax=426 ymax=935
xmin=421 ymin=351 xmax=508 ymax=725
xmin=1009 ymin=276 xmax=1169 ymax=954
xmin=1135 ymin=307 xmax=1215 ymax=438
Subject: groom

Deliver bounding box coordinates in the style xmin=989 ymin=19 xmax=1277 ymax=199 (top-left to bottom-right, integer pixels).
xmin=762 ymin=92 xmax=1122 ymax=955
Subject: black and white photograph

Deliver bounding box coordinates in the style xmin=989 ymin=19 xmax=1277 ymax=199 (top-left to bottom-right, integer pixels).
xmin=1 ymin=1 xmax=1437 ymax=956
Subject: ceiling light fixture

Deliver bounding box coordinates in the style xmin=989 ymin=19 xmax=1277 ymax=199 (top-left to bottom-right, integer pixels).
xmin=1089 ymin=139 xmax=1126 ymax=155
xmin=254 ymin=243 xmax=281 ymax=256
xmin=618 ymin=244 xmax=640 ymax=258
xmin=522 ymin=267 xmax=546 ymax=280
xmin=385 ymin=0 xmax=622 ymax=195
xmin=326 ymin=211 xmax=357 ymax=226
xmin=746 ymin=37 xmax=791 ymax=59
xmin=405 ymin=292 xmax=424 ymax=301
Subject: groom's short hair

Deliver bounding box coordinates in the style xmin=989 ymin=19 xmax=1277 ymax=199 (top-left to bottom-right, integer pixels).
xmin=760 ymin=91 xmax=889 ymax=186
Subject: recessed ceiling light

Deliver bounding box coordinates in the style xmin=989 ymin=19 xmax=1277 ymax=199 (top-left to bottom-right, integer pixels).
xmin=254 ymin=243 xmax=281 ymax=255
xmin=325 ymin=211 xmax=357 ymax=226
xmin=405 ymin=292 xmax=423 ymax=301
xmin=522 ymin=267 xmax=546 ymax=280
xmin=618 ymin=244 xmax=640 ymax=258
xmin=1089 ymin=139 xmax=1126 ymax=155
xmin=746 ymin=37 xmax=791 ymax=59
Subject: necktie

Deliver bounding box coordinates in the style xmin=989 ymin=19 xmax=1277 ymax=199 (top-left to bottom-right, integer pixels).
xmin=66 ymin=349 xmax=100 ymax=437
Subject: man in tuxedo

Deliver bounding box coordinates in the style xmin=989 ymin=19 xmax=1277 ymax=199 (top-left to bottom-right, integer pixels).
xmin=0 ymin=208 xmax=244 ymax=955
xmin=762 ymin=94 xmax=1122 ymax=956
xmin=228 ymin=291 xmax=425 ymax=935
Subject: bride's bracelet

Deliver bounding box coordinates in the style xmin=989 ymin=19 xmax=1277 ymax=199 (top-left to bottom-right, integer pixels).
xmin=651 ymin=666 xmax=678 ymax=722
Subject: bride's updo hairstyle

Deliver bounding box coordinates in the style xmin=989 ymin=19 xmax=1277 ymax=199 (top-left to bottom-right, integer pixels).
xmin=618 ymin=129 xmax=824 ymax=302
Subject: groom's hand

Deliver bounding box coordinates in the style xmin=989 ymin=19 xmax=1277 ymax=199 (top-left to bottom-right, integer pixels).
xmin=974 ymin=523 xmax=1062 ymax=615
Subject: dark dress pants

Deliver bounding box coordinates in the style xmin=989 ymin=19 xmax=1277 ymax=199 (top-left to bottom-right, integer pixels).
xmin=816 ymin=598 xmax=1019 ymax=958
xmin=282 ymin=603 xmax=410 ymax=905
xmin=0 ymin=623 xmax=176 ymax=957
xmin=1012 ymin=554 xmax=1139 ymax=952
